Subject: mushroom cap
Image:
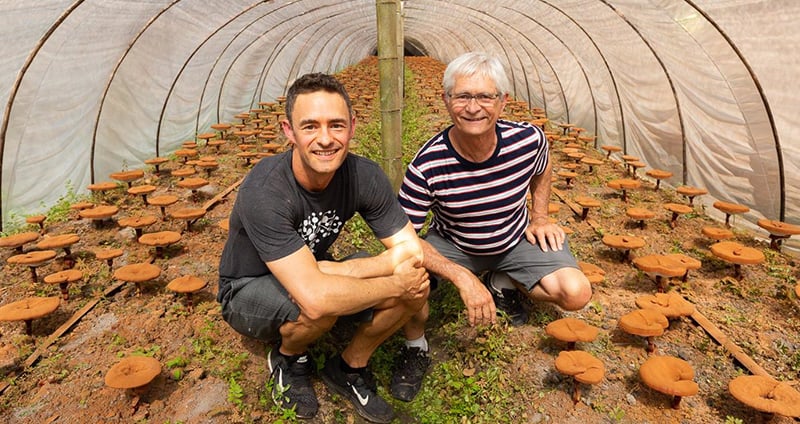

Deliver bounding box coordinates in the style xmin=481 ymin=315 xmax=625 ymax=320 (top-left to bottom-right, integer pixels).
xmin=171 ymin=167 xmax=196 ymax=178
xmin=580 ymin=157 xmax=603 ymax=166
xmin=554 ymin=350 xmax=605 ymax=385
xmin=546 ymin=317 xmax=600 ymax=343
xmin=0 ymin=296 xmax=60 ymax=322
xmin=756 ymin=219 xmax=800 ymax=237
xmin=144 ymin=157 xmax=168 ymax=165
xmin=628 ymin=161 xmax=647 ymax=169
xmin=0 ymin=231 xmax=40 ymax=248
xmin=710 ymin=241 xmax=765 ymax=265
xmin=210 ymin=123 xmax=231 ymax=130
xmin=557 ymin=170 xmax=578 ymax=179
xmin=105 ymin=356 xmax=161 ymax=389
xmin=635 ymin=292 xmax=695 ymax=318
xmin=8 ymin=250 xmax=57 ymax=266
xmin=547 ymin=203 xmax=560 ymax=214
xmin=70 ymin=201 xmax=95 ymax=211
xmin=632 ymin=254 xmax=687 ymax=278
xmin=147 ymin=194 xmax=179 ymax=207
xmin=175 ymin=148 xmax=198 ymax=158
xmin=26 ymin=215 xmax=46 ymax=224
xmin=607 ymin=178 xmax=641 ymax=190
xmin=127 ymin=185 xmax=157 ymax=196
xmin=118 ymin=215 xmax=159 ymax=229
xmin=79 ymin=205 xmax=119 ymax=220
xmin=575 ymin=196 xmax=602 ymax=208
xmin=618 ymin=309 xmax=669 ymax=337
xmin=626 ymin=207 xmax=655 ymax=220
xmin=701 ymin=226 xmax=734 ymax=240
xmin=639 ymin=355 xmax=698 ymax=397
xmin=601 ymin=234 xmax=646 ymax=250
xmin=138 ymin=230 xmax=182 ymax=247
xmin=675 ymin=185 xmax=707 ymax=197
xmin=36 ymin=233 xmax=80 ymax=250
xmin=664 ymin=253 xmax=702 ymax=271
xmin=44 ymin=269 xmax=83 ymax=284
xmin=645 ymin=169 xmax=673 ymax=179
xmin=87 ymin=182 xmax=119 ymax=191
xmin=713 ymin=201 xmax=750 ymax=215
xmin=663 ymin=203 xmax=693 ymax=214
xmin=109 ymin=169 xmax=144 ymax=183
xmin=177 ymin=177 xmax=209 ymax=190
xmin=621 ymin=155 xmax=639 ymax=162
xmin=114 ymin=263 xmax=161 ymax=283
xmin=600 ymin=145 xmax=622 ymax=153
xmin=94 ymin=247 xmax=124 ymax=261
xmin=196 ymin=132 xmax=216 ymax=140
xmin=577 ymin=261 xmax=605 ymax=284
xmin=167 ymin=275 xmax=208 ymax=293
xmin=169 ymin=208 xmax=206 ymax=221
xmin=729 ymin=375 xmax=800 ymax=417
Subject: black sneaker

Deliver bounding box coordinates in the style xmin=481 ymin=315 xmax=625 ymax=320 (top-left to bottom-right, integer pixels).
xmin=485 ymin=271 xmax=528 ymax=327
xmin=390 ymin=346 xmax=431 ymax=401
xmin=320 ymin=355 xmax=395 ymax=423
xmin=267 ymin=346 xmax=318 ymax=419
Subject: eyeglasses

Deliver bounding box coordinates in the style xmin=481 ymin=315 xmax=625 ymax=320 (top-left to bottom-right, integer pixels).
xmin=447 ymin=92 xmax=502 ymax=107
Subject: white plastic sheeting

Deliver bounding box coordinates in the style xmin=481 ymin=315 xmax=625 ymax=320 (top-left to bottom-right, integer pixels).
xmin=0 ymin=0 xmax=797 ymax=238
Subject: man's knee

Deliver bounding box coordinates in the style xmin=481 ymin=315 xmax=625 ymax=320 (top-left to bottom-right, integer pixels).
xmin=559 ymin=269 xmax=592 ymax=311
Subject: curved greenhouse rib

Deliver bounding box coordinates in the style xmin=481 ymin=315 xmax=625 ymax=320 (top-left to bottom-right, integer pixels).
xmin=599 ymin=0 xmax=687 ymax=178
xmin=0 ymin=0 xmax=86 ymax=228
xmin=91 ymin=0 xmax=182 ymax=173
xmin=535 ymin=0 xmax=622 ymax=148
xmin=683 ymin=0 xmax=784 ymax=220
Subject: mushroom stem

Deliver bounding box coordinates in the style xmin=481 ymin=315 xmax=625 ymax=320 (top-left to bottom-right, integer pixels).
xmin=645 ymin=336 xmax=657 ymax=354
xmin=159 ymin=206 xmax=167 ymax=220
xmin=581 ymin=208 xmax=589 ymax=220
xmin=58 ymin=282 xmax=69 ymax=300
xmin=186 ymin=293 xmax=194 ymax=311
xmin=566 ymin=341 xmax=576 ymax=350
xmin=621 ymin=189 xmax=628 ymax=203
xmin=733 ymin=264 xmax=743 ymax=280
xmin=106 ymin=258 xmax=115 ymax=271
xmin=654 ymin=180 xmax=661 ymax=191
xmin=571 ymin=379 xmax=581 ymax=404
xmin=670 ymin=212 xmax=679 ymax=228
xmin=135 ymin=228 xmax=144 ymax=239
xmin=655 ymin=276 xmax=666 ymax=293
xmin=28 ymin=266 xmax=38 ymax=283
xmin=724 ymin=214 xmax=732 ymax=228
xmin=671 ymin=395 xmax=682 ymax=409
xmin=24 ymin=319 xmax=33 ymax=336
xmin=768 ymin=234 xmax=787 ymax=250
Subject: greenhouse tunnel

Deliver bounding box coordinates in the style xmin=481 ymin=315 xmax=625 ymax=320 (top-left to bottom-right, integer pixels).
xmin=0 ymin=0 xmax=797 ymax=247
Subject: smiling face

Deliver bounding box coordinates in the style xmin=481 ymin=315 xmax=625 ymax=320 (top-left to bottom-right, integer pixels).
xmin=444 ymin=73 xmax=507 ymax=141
xmin=282 ymin=90 xmax=355 ymax=192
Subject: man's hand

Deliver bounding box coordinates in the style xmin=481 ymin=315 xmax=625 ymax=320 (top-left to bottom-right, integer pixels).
xmin=525 ymin=216 xmax=565 ymax=252
xmin=393 ymin=257 xmax=430 ymax=300
xmin=452 ymin=271 xmax=496 ymax=327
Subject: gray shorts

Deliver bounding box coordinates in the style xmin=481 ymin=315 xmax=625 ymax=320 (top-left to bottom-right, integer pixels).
xmin=217 ymin=254 xmax=373 ymax=343
xmin=425 ymin=229 xmax=579 ymax=291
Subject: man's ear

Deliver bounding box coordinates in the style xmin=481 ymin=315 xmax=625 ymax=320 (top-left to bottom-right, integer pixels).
xmin=281 ymin=119 xmax=295 ymax=142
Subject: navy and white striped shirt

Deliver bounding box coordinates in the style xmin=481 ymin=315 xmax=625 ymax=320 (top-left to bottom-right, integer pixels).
xmin=398 ymin=120 xmax=549 ymax=256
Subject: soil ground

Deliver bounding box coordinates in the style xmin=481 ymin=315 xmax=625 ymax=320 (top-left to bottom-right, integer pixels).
xmin=1 ymin=57 xmax=799 ymax=424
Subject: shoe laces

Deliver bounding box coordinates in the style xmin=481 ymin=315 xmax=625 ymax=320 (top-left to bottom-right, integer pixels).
xmin=400 ymin=347 xmax=430 ymax=369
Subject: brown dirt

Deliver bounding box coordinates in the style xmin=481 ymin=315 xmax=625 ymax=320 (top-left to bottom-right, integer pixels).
xmin=1 ymin=57 xmax=799 ymax=424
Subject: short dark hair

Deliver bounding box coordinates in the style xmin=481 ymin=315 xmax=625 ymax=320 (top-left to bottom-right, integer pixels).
xmin=284 ymin=73 xmax=352 ymax=124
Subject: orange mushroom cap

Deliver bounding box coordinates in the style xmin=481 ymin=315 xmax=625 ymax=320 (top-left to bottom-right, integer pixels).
xmin=8 ymin=250 xmax=57 ymax=266
xmin=729 ymin=375 xmax=800 ymax=417
xmin=167 ymin=275 xmax=207 ymax=294
xmin=626 ymin=207 xmax=655 ymax=220
xmin=618 ymin=309 xmax=669 ymax=337
xmin=138 ymin=231 xmax=182 ymax=247
xmin=756 ymin=219 xmax=800 ymax=237
xmin=114 ymin=263 xmax=161 ymax=283
xmin=109 ymin=169 xmax=144 ymax=183
xmin=713 ymin=201 xmax=750 ymax=215
xmin=635 ymin=292 xmax=695 ymax=318
xmin=639 ymin=355 xmax=698 ymax=397
xmin=105 ymin=356 xmax=161 ymax=389
xmin=663 ymin=203 xmax=693 ymax=214
xmin=0 ymin=232 xmax=40 ymax=249
xmin=710 ymin=241 xmax=765 ymax=265
xmin=0 ymin=296 xmax=60 ymax=322
xmin=79 ymin=205 xmax=119 ymax=220
xmin=36 ymin=233 xmax=80 ymax=250
xmin=602 ymin=234 xmax=646 ymax=250
xmin=701 ymin=226 xmax=734 ymax=241
xmin=633 ymin=255 xmax=687 ymax=278
xmin=554 ymin=350 xmax=605 ymax=385
xmin=546 ymin=317 xmax=600 ymax=344
xmin=577 ymin=261 xmax=605 ymax=284
xmin=43 ymin=269 xmax=83 ymax=284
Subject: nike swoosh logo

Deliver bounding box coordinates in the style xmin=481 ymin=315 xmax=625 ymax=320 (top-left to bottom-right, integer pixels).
xmin=276 ymin=367 xmax=284 ymax=391
xmin=352 ymin=385 xmax=369 ymax=406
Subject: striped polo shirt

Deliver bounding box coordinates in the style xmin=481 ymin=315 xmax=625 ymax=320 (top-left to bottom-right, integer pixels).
xmin=398 ymin=119 xmax=549 ymax=256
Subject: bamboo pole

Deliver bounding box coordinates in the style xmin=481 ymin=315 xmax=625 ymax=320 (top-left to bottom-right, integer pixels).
xmin=376 ymin=0 xmax=404 ymax=191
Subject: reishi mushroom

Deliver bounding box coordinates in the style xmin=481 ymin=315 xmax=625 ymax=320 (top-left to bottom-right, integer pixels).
xmin=618 ymin=309 xmax=669 ymax=353
xmin=675 ymin=185 xmax=707 ymax=205
xmin=645 ymin=169 xmax=673 ymax=191
xmin=710 ymin=241 xmax=765 ymax=279
xmin=663 ymin=203 xmax=694 ymax=228
xmin=545 ymin=317 xmax=600 ymax=350
xmin=166 ymin=275 xmax=208 ymax=310
xmin=632 ymin=254 xmax=687 ymax=292
xmin=43 ymin=269 xmax=83 ymax=300
xmin=169 ymin=208 xmax=207 ymax=232
xmin=729 ymin=375 xmax=800 ymax=418
xmin=756 ymin=219 xmax=800 ymax=250
xmin=138 ymin=231 xmax=182 ymax=258
xmin=0 ymin=231 xmax=40 ymax=254
xmin=0 ymin=296 xmax=60 ymax=336
xmin=554 ymin=350 xmax=605 ymax=404
xmin=626 ymin=207 xmax=656 ymax=229
xmin=635 ymin=292 xmax=695 ymax=320
xmin=105 ymin=355 xmax=161 ymax=393
xmin=574 ymin=196 xmax=601 ymax=221
xmin=577 ymin=261 xmax=605 ymax=284
xmin=713 ymin=201 xmax=749 ymax=228
xmin=601 ymin=234 xmax=646 ymax=262
xmin=639 ymin=355 xmax=698 ymax=409
xmin=8 ymin=250 xmax=58 ymax=282
xmin=114 ymin=263 xmax=161 ymax=294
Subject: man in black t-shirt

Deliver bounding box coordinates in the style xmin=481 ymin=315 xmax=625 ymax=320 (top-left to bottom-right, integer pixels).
xmin=217 ymin=73 xmax=429 ymax=423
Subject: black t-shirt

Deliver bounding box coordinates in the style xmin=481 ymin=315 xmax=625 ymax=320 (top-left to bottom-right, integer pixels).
xmin=218 ymin=150 xmax=408 ymax=282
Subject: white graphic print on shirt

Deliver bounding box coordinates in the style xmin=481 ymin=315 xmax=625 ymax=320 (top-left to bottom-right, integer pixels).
xmin=300 ymin=210 xmax=342 ymax=253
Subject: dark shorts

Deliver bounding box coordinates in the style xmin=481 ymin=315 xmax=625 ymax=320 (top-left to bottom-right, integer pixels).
xmin=217 ymin=253 xmax=373 ymax=343
xmin=425 ymin=229 xmax=579 ymax=291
